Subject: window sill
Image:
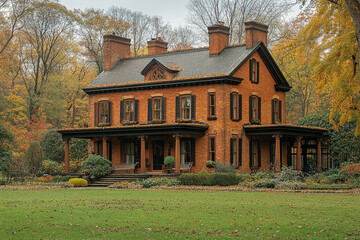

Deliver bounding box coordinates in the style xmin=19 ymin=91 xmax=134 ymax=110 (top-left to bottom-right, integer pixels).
xmin=151 ymin=120 xmax=165 ymax=124
xmin=231 ymin=118 xmax=241 ymax=122
xmin=96 ymin=123 xmax=111 ymax=127
xmin=120 ymin=121 xmax=138 ymax=126
xmin=207 ymin=117 xmax=217 ymax=121
xmin=250 ymin=81 xmax=259 ymax=84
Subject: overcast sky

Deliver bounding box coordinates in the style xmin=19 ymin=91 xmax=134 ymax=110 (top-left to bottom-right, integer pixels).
xmin=59 ymin=0 xmax=189 ymax=27
xmin=59 ymin=0 xmax=301 ymax=28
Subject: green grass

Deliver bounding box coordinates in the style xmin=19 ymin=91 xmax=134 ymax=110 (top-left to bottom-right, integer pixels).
xmin=1 ymin=189 xmax=360 ymax=239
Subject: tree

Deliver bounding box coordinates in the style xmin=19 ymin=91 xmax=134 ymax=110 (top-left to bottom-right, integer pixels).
xmin=25 ymin=140 xmax=43 ymax=174
xmin=0 ymin=121 xmax=13 ymax=174
xmin=40 ymin=129 xmax=64 ymax=163
xmin=186 ymin=0 xmax=296 ymax=45
xmin=296 ymin=0 xmax=359 ymax=134
xmin=17 ymin=1 xmax=75 ymax=120
xmin=75 ymin=8 xmax=128 ymax=74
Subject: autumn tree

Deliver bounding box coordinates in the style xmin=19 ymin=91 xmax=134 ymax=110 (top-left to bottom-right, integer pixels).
xmin=186 ymin=0 xmax=296 ymax=45
xmin=17 ymin=2 xmax=75 ymax=121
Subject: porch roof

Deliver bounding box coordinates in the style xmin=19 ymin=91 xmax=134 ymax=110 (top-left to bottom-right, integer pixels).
xmin=243 ymin=124 xmax=328 ymax=138
xmin=58 ymin=123 xmax=209 ymax=139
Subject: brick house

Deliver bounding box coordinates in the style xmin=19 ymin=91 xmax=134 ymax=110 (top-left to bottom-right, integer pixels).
xmin=59 ymin=21 xmax=329 ymax=174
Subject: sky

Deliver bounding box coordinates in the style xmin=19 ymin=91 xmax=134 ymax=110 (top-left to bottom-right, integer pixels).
xmin=59 ymin=0 xmax=189 ymax=27
xmin=58 ymin=0 xmax=301 ymax=28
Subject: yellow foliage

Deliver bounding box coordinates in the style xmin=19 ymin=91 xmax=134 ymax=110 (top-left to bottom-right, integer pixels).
xmin=37 ymin=175 xmax=54 ymax=183
xmin=69 ymin=178 xmax=88 ymax=187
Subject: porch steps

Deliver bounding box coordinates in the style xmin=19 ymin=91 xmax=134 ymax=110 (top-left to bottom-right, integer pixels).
xmin=87 ymin=174 xmax=151 ymax=187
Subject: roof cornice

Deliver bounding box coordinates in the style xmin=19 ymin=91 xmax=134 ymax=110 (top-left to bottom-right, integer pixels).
xmin=83 ymin=76 xmax=243 ymax=94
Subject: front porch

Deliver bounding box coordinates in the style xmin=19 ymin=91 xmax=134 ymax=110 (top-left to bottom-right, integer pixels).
xmin=244 ymin=124 xmax=330 ymax=173
xmin=58 ymin=123 xmax=208 ymax=174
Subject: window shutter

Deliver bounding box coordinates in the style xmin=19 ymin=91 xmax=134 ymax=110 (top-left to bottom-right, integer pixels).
xmin=134 ymin=100 xmax=139 ymax=122
xmin=279 ymin=100 xmax=282 ymax=123
xmin=258 ymin=140 xmax=261 ymax=167
xmin=249 ymin=96 xmax=252 ymax=122
xmin=230 ymin=92 xmax=234 ymax=120
xmin=258 ymin=97 xmax=261 ymax=122
xmin=249 ymin=59 xmax=253 ymax=81
xmin=162 ymin=97 xmax=166 ymax=122
xmin=230 ymin=139 xmax=234 ymax=165
xmin=249 ymin=140 xmax=253 ymax=167
xmin=238 ymin=138 xmax=242 ymax=166
xmin=108 ymin=101 xmax=112 ymax=125
xmin=175 ymin=96 xmax=180 ymax=120
xmin=147 ymin=98 xmax=152 ymax=123
xmin=256 ymin=61 xmax=260 ymax=83
xmin=94 ymin=102 xmax=99 ymax=126
xmin=191 ymin=95 xmax=196 ymax=121
xmin=120 ymin=100 xmax=124 ymax=122
xmin=271 ymin=99 xmax=275 ymax=124
xmin=191 ymin=138 xmax=196 ymax=165
xmin=239 ymin=94 xmax=242 ymax=120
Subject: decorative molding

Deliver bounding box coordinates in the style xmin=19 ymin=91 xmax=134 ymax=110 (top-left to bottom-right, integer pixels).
xmin=207 ymin=88 xmax=216 ymax=93
xmin=272 ymin=95 xmax=280 ymax=100
xmin=231 ymin=88 xmax=239 ymax=93
xmin=123 ymin=95 xmax=134 ymax=100
xmin=179 ymin=90 xmax=192 ymax=95
xmin=98 ymin=97 xmax=110 ymax=101
xmin=151 ymin=93 xmax=164 ymax=97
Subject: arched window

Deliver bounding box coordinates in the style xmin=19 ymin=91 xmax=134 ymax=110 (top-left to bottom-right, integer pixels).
xmin=151 ymin=67 xmax=165 ymax=80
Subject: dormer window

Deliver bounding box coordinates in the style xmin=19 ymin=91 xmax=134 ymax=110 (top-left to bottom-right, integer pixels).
xmin=151 ymin=67 xmax=165 ymax=80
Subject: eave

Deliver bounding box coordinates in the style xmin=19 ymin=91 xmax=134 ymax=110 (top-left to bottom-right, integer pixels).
xmin=83 ymin=76 xmax=243 ymax=94
xmin=243 ymin=124 xmax=328 ymax=138
xmin=58 ymin=123 xmax=209 ymax=139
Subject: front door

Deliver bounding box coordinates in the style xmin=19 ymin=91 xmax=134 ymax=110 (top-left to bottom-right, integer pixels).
xmin=153 ymin=140 xmax=164 ymax=170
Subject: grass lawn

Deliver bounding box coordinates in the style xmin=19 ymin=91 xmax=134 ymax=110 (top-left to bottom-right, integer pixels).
xmin=1 ymin=189 xmax=360 ymax=239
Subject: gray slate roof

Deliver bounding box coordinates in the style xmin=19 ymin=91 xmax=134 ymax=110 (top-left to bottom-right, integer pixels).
xmin=88 ymin=44 xmax=254 ymax=87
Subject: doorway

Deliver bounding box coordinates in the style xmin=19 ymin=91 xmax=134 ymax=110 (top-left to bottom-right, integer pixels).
xmin=153 ymin=140 xmax=164 ymax=170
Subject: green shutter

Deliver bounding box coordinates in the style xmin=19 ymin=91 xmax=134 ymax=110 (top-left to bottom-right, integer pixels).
xmin=256 ymin=61 xmax=260 ymax=83
xmin=271 ymin=99 xmax=275 ymax=124
xmin=108 ymin=101 xmax=112 ymax=125
xmin=120 ymin=101 xmax=124 ymax=122
xmin=230 ymin=92 xmax=234 ymax=120
xmin=162 ymin=97 xmax=166 ymax=122
xmin=175 ymin=96 xmax=180 ymax=120
xmin=134 ymin=100 xmax=139 ymax=122
xmin=239 ymin=94 xmax=242 ymax=120
xmin=147 ymin=98 xmax=152 ymax=123
xmin=94 ymin=102 xmax=99 ymax=126
xmin=279 ymin=100 xmax=282 ymax=123
xmin=249 ymin=59 xmax=253 ymax=81
xmin=238 ymin=138 xmax=242 ymax=166
xmin=258 ymin=97 xmax=261 ymax=122
xmin=249 ymin=96 xmax=252 ymax=122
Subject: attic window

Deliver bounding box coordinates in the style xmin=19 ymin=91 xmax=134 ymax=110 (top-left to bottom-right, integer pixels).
xmin=151 ymin=67 xmax=165 ymax=80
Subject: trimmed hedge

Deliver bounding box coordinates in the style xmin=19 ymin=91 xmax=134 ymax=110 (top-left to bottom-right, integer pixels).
xmin=179 ymin=172 xmax=241 ymax=186
xmin=69 ymin=178 xmax=88 ymax=187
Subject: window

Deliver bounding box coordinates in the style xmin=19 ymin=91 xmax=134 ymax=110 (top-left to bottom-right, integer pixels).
xmin=249 ymin=95 xmax=261 ymax=123
xmin=230 ymin=92 xmax=242 ymax=121
xmin=290 ymin=145 xmax=297 ymax=169
xmin=208 ymin=93 xmax=216 ymax=119
xmin=94 ymin=101 xmax=111 ymax=126
xmin=151 ymin=67 xmax=165 ymax=80
xmin=250 ymin=140 xmax=260 ymax=168
xmin=230 ymin=138 xmax=237 ymax=166
xmin=180 ymin=139 xmax=195 ymax=164
xmin=209 ymin=137 xmax=216 ymax=161
xmin=153 ymin=98 xmax=162 ymax=121
xmin=124 ymin=100 xmax=134 ymax=122
xmin=322 ymin=148 xmax=330 ymax=169
xmin=249 ymin=58 xmax=259 ymax=83
xmin=181 ymin=95 xmax=191 ymax=120
xmin=176 ymin=95 xmax=195 ymax=121
xmin=272 ymin=99 xmax=282 ymax=123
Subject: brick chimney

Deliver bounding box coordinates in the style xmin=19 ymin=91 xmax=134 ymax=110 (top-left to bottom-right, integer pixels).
xmin=208 ymin=21 xmax=230 ymax=55
xmin=147 ymin=37 xmax=168 ymax=55
xmin=245 ymin=21 xmax=268 ymax=48
xmin=103 ymin=34 xmax=131 ymax=71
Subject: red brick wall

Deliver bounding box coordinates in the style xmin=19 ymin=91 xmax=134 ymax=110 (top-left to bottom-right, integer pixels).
xmin=89 ymin=51 xmax=286 ymax=173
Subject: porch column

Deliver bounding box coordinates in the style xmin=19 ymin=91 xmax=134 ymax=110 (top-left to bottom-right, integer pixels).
xmin=174 ymin=134 xmax=181 ymax=173
xmin=102 ymin=136 xmax=108 ymax=158
xmin=64 ymin=138 xmax=70 ymax=173
xmin=140 ymin=136 xmax=146 ymax=172
xmin=273 ymin=134 xmax=282 ymax=172
xmin=317 ymin=138 xmax=322 ymax=172
xmin=296 ymin=137 xmax=302 ymax=171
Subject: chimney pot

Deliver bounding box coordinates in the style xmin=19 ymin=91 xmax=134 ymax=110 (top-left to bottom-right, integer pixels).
xmin=245 ymin=21 xmax=269 ymax=48
xmin=208 ymin=23 xmax=230 ymax=55
xmin=103 ymin=34 xmax=131 ymax=71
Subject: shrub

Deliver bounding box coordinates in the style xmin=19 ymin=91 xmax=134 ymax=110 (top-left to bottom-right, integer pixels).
xmin=81 ymin=155 xmax=113 ymax=180
xmin=69 ymin=178 xmax=88 ymax=187
xmin=206 ymin=160 xmax=215 ymax=168
xmin=164 ymin=156 xmax=175 ymax=166
xmin=253 ymin=179 xmax=278 ymax=188
xmin=208 ymin=173 xmax=240 ymax=186
xmin=38 ymin=160 xmax=62 ymax=176
xmin=278 ymin=166 xmax=303 ymax=182
xmin=341 ymin=162 xmax=360 ymax=178
xmin=179 ymin=173 xmax=202 ymax=185
xmin=141 ymin=178 xmax=180 ymax=188
xmin=109 ymin=181 xmax=141 ymax=189
xmin=40 ymin=130 xmax=64 ymax=163
xmin=307 ymin=172 xmax=327 ymax=183
xmin=51 ymin=175 xmax=74 ymax=182
xmin=25 ymin=141 xmax=44 ymax=174
xmin=0 ymin=122 xmax=13 ymax=175
xmin=275 ymin=181 xmax=307 ymax=190
xmin=70 ymin=138 xmax=88 ymax=160
xmin=37 ymin=175 xmax=54 ymax=183
xmin=60 ymin=157 xmax=86 ymax=173
xmin=215 ymin=162 xmax=236 ymax=173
